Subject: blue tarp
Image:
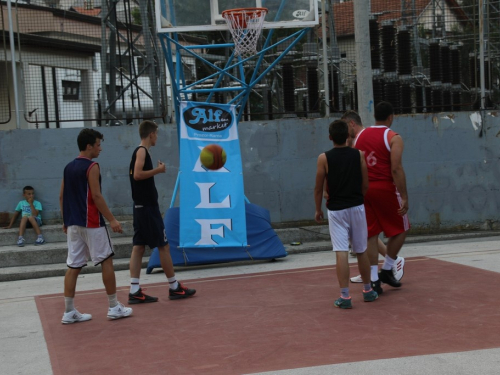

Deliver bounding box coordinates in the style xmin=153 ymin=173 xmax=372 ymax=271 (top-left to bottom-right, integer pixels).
xmin=146 ymin=203 xmax=287 ymax=273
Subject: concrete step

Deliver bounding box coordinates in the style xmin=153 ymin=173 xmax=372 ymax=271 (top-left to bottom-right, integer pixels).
xmin=275 ymin=226 xmax=331 ymax=244
xmin=0 ymin=225 xmax=328 ymax=268
xmin=0 ymin=223 xmax=328 ymax=245
xmin=0 ymin=236 xmax=151 ymax=268
xmin=0 ymin=222 xmax=135 ymax=244
xmin=0 ymin=242 xmax=325 ymax=282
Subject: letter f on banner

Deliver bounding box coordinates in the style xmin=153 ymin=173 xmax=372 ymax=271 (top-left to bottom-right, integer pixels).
xmin=195 ymin=219 xmax=232 ymax=245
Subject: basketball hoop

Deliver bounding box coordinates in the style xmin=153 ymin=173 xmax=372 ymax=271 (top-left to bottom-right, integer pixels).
xmin=222 ymin=8 xmax=268 ymax=57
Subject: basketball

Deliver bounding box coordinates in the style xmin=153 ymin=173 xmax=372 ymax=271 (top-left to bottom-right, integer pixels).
xmin=200 ymin=144 xmax=227 ymax=170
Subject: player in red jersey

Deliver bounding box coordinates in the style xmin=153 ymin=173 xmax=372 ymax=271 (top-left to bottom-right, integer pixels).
xmin=341 ymin=110 xmax=405 ymax=284
xmin=353 ymin=102 xmax=409 ymax=295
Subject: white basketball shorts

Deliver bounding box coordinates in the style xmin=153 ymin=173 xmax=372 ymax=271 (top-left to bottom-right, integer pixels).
xmin=66 ymin=225 xmax=114 ymax=268
xmin=327 ymin=204 xmax=368 ymax=253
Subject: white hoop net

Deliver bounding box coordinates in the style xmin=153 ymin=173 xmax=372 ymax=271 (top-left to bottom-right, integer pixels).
xmin=222 ymin=8 xmax=268 ymax=57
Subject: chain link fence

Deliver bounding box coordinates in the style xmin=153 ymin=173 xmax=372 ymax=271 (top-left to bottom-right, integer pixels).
xmin=0 ymin=0 xmax=497 ymax=127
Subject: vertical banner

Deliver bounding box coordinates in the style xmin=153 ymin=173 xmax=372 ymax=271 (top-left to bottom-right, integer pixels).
xmin=179 ymin=101 xmax=247 ymax=248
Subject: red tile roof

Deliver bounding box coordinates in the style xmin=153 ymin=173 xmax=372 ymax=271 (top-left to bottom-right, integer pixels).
xmin=71 ymin=7 xmax=101 ymax=17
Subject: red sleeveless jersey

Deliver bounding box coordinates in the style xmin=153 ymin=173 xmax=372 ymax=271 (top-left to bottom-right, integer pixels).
xmin=354 ymin=126 xmax=397 ymax=182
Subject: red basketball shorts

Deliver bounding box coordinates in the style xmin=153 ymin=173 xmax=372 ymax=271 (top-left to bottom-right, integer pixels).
xmin=364 ymin=180 xmax=410 ymax=238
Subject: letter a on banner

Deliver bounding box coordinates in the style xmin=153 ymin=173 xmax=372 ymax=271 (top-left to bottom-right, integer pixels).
xmin=179 ymin=101 xmax=247 ymax=248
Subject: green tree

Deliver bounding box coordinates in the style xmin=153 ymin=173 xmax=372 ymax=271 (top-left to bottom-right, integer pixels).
xmin=132 ymin=7 xmax=142 ymax=25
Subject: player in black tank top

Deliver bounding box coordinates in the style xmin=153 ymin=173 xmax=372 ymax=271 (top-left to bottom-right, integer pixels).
xmin=127 ymin=120 xmax=196 ymax=304
xmin=129 ymin=146 xmax=158 ymax=206
xmin=325 ymin=147 xmax=364 ymax=211
xmin=314 ymin=120 xmax=376 ymax=309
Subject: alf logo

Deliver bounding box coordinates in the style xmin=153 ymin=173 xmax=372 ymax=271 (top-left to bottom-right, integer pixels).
xmin=183 ymin=105 xmax=232 ymax=132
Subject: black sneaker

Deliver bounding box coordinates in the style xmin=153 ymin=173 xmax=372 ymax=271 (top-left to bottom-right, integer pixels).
xmin=169 ymin=282 xmax=196 ymax=300
xmin=128 ymin=288 xmax=158 ymax=304
xmin=378 ymin=269 xmax=402 ymax=288
xmin=371 ymin=279 xmax=383 ymax=295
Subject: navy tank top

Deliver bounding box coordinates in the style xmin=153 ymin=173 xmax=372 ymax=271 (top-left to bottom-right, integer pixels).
xmin=63 ymin=157 xmax=105 ymax=227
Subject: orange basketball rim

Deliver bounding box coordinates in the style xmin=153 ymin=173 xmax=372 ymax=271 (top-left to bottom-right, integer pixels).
xmin=221 ymin=7 xmax=268 ymax=57
xmin=222 ymin=7 xmax=268 ymax=29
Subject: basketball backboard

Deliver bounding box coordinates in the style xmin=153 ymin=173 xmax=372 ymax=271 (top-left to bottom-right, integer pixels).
xmin=155 ymin=0 xmax=319 ymax=33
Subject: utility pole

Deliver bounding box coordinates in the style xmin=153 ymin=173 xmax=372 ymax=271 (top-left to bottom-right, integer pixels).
xmin=354 ymin=0 xmax=374 ymax=125
xmin=479 ymin=0 xmax=486 ymax=109
xmin=7 ymin=0 xmax=20 ymax=128
xmin=321 ymin=0 xmax=330 ymax=117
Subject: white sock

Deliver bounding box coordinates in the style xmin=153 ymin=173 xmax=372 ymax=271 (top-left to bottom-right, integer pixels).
xmin=382 ymin=255 xmax=396 ymax=271
xmin=108 ymin=293 xmax=118 ymax=308
xmin=130 ymin=278 xmax=140 ymax=294
xmin=64 ymin=297 xmax=75 ymax=313
xmin=168 ymin=276 xmax=178 ymax=290
xmin=370 ymin=266 xmax=379 ymax=281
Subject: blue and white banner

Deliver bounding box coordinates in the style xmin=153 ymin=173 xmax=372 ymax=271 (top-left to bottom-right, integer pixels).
xmin=179 ymin=101 xmax=247 ymax=248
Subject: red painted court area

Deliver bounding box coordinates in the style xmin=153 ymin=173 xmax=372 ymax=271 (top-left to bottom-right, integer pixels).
xmin=36 ymin=257 xmax=500 ymax=375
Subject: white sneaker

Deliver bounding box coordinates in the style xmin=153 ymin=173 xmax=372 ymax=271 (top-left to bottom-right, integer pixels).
xmin=107 ymin=302 xmax=133 ymax=320
xmin=350 ymin=274 xmax=363 ymax=283
xmin=393 ymin=256 xmax=405 ymax=281
xmin=62 ymin=309 xmax=92 ymax=324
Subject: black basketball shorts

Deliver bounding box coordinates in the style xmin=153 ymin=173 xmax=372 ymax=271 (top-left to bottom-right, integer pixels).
xmin=132 ymin=205 xmax=168 ymax=249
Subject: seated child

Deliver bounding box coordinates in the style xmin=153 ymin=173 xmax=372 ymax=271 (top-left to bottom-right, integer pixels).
xmin=3 ymin=186 xmax=45 ymax=246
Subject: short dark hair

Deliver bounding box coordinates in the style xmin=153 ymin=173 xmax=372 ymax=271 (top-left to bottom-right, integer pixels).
xmin=329 ymin=120 xmax=349 ymax=145
xmin=23 ymin=186 xmax=34 ymax=193
xmin=77 ymin=129 xmax=104 ymax=151
xmin=374 ymin=101 xmax=394 ymax=121
xmin=139 ymin=120 xmax=158 ymax=139
xmin=341 ymin=110 xmax=362 ymax=125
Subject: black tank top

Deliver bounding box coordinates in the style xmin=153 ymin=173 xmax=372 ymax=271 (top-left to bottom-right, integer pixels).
xmin=325 ymin=147 xmax=364 ymax=211
xmin=129 ymin=146 xmax=159 ymax=206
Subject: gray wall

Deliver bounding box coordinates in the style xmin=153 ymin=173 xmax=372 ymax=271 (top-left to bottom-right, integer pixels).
xmin=1 ymin=112 xmax=499 ymax=231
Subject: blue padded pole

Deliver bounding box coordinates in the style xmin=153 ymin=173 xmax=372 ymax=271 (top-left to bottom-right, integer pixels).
xmin=170 ymin=171 xmax=181 ymax=208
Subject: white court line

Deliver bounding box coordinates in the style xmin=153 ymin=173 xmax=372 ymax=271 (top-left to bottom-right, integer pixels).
xmin=37 ymin=258 xmax=431 ymax=300
xmin=0 ymin=296 xmax=34 ymax=304
xmin=432 ymin=249 xmax=500 ymax=259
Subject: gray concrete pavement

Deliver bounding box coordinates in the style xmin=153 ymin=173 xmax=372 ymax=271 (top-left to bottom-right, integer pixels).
xmin=253 ymin=348 xmax=500 ymax=375
xmin=1 ymin=236 xmax=500 ymax=375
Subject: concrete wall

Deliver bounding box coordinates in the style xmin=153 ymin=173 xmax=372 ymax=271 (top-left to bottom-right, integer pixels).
xmin=1 ymin=111 xmax=499 ymax=231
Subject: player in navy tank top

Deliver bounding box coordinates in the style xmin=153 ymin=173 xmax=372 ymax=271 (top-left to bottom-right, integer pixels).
xmin=63 ymin=157 xmax=105 ymax=228
xmin=59 ymin=128 xmax=132 ymax=324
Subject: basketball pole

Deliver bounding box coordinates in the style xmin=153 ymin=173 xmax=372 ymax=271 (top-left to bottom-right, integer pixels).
xmin=159 ymin=29 xmax=310 ymax=209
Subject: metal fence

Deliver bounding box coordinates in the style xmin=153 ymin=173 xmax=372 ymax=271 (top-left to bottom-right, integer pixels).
xmin=0 ymin=0 xmax=497 ymax=127
xmin=0 ymin=0 xmax=166 ymax=128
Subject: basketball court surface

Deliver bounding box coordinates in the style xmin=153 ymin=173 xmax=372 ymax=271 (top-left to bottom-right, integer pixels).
xmin=3 ymin=236 xmax=500 ymax=374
